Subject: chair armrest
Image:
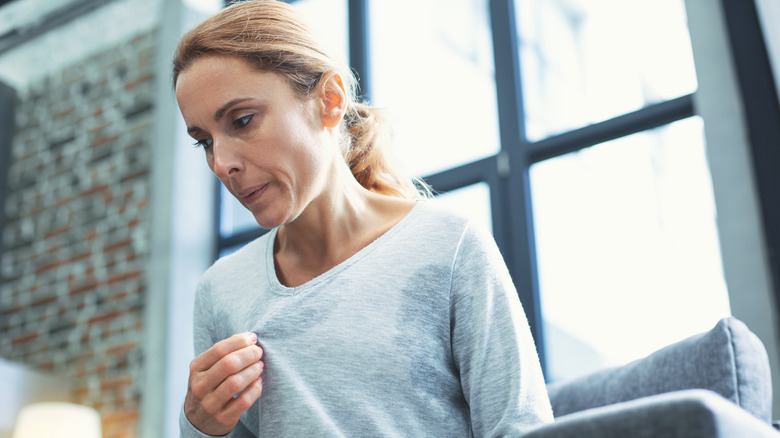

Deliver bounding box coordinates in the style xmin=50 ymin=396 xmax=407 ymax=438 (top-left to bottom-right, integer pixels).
xmin=523 ymin=389 xmax=780 ymax=438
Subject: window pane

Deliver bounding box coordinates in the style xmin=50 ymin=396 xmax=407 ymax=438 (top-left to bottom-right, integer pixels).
xmin=219 ymin=184 xmax=261 ymax=237
xmin=516 ymin=0 xmax=698 ymax=141
xmin=370 ymin=0 xmax=500 ymax=177
xmin=435 ymin=182 xmax=493 ymax=235
xmin=292 ymin=0 xmax=348 ymax=62
xmin=530 ymin=117 xmax=730 ymax=382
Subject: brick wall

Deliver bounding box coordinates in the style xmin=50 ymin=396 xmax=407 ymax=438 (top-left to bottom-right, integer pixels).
xmin=0 ymin=29 xmax=157 ymax=438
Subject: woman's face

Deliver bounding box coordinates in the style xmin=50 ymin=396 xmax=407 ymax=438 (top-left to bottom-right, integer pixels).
xmin=175 ymin=55 xmax=332 ymax=229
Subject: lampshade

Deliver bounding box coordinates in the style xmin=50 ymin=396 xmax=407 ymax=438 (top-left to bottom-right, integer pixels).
xmin=13 ymin=402 xmax=102 ymax=438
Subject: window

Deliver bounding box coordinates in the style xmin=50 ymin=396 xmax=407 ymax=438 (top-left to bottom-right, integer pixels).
xmin=369 ymin=0 xmax=499 ymax=177
xmin=531 ymin=117 xmax=729 ymax=380
xmin=516 ymin=0 xmax=697 ymax=141
xmin=513 ymin=0 xmax=729 ymax=381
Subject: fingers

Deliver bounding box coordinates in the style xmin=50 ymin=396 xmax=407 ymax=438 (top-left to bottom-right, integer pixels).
xmin=189 ymin=333 xmax=264 ymax=401
xmin=184 ymin=332 xmax=265 ymax=435
xmin=193 ymin=332 xmax=261 ymax=372
xmin=212 ymin=359 xmax=265 ymax=402
xmin=231 ymin=375 xmax=264 ymax=412
xmin=194 ymin=376 xmax=263 ymax=435
xmin=213 ymin=343 xmax=264 ymax=377
xmin=190 ymin=345 xmax=263 ymax=400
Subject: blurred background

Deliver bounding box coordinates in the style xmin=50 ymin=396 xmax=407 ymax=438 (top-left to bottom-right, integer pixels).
xmin=0 ymin=0 xmax=779 ymax=436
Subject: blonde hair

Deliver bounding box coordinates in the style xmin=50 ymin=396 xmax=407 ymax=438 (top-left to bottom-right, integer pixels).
xmin=173 ymin=0 xmax=429 ymax=199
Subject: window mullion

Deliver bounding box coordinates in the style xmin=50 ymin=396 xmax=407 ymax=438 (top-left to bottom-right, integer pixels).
xmin=527 ymin=94 xmax=695 ymax=164
xmin=490 ymin=0 xmax=546 ymax=371
xmin=348 ymin=0 xmax=370 ymax=102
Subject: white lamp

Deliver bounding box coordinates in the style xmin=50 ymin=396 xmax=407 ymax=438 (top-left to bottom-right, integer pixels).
xmin=13 ymin=402 xmax=102 ymax=438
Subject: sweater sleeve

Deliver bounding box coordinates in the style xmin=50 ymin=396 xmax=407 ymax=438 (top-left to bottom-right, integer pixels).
xmin=179 ymin=272 xmax=258 ymax=438
xmin=449 ymin=223 xmax=553 ymax=436
xmin=180 ymin=407 xmax=256 ymax=438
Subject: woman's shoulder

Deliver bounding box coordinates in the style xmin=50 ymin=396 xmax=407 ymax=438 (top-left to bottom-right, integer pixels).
xmin=412 ymin=199 xmax=502 ymax=257
xmin=407 ymin=199 xmax=488 ymax=238
xmin=411 ymin=199 xmax=471 ymax=226
xmin=388 ymin=199 xmax=493 ymax=254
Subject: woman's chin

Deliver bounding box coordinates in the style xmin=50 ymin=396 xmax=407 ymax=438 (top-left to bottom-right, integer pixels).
xmin=251 ymin=209 xmax=287 ymax=230
xmin=253 ymin=216 xmax=282 ymax=230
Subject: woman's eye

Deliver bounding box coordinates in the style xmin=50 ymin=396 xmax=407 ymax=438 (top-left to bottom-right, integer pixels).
xmin=234 ymin=114 xmax=253 ymax=128
xmin=193 ymin=138 xmax=213 ymax=149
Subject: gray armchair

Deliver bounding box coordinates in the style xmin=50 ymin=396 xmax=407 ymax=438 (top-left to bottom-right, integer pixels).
xmin=525 ymin=317 xmax=780 ymax=437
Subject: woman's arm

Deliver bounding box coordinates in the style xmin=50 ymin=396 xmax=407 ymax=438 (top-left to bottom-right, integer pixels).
xmin=450 ymin=224 xmax=553 ymax=436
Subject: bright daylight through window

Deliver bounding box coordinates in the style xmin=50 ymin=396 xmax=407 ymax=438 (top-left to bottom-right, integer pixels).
xmin=518 ymin=0 xmax=730 ymax=381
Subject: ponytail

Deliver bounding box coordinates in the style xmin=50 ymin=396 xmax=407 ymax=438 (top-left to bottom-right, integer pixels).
xmin=343 ymin=103 xmax=430 ymax=199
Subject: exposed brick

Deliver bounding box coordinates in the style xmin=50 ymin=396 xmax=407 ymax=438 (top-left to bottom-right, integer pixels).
xmin=89 ymin=122 xmax=108 ymax=134
xmin=30 ymin=294 xmax=58 ymax=308
xmin=102 ymin=408 xmax=139 ymax=427
xmin=53 ymin=106 xmax=75 ymax=118
xmin=107 ymin=270 xmax=142 ymax=285
xmin=2 ymin=29 xmax=156 ymax=437
xmin=79 ymin=184 xmax=110 ymax=198
xmin=44 ymin=226 xmax=71 ymax=239
xmin=69 ymin=250 xmax=92 ymax=263
xmin=88 ymin=309 xmax=127 ymax=326
xmin=104 ymin=239 xmax=132 ymax=253
xmin=124 ymin=74 xmax=153 ymax=90
xmin=105 ymin=341 xmax=137 ymax=357
xmin=36 ymin=259 xmax=64 ymax=275
xmin=75 ymin=385 xmax=90 ymax=400
xmin=105 ymin=289 xmax=131 ymax=303
xmin=120 ymin=170 xmax=148 ymax=183
xmin=0 ymin=304 xmax=22 ymax=317
xmin=55 ymin=196 xmax=73 ymax=207
xmin=100 ymin=375 xmax=133 ymax=392
xmin=69 ymin=280 xmax=100 ymax=296
xmin=12 ymin=332 xmax=40 ymax=347
xmin=90 ymin=135 xmax=120 ymax=148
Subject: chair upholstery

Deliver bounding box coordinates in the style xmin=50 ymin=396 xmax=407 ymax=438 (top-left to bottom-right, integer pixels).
xmin=545 ymin=317 xmax=773 ymax=422
xmin=525 ymin=389 xmax=779 ymax=438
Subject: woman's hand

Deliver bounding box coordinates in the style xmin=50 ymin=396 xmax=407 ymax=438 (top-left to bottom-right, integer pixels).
xmin=184 ymin=332 xmax=265 ymax=436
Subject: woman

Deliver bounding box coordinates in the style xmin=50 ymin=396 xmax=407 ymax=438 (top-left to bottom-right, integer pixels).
xmin=174 ymin=1 xmax=553 ymax=436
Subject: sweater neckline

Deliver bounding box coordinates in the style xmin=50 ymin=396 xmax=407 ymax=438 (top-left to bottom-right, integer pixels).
xmin=264 ymin=201 xmax=423 ymax=296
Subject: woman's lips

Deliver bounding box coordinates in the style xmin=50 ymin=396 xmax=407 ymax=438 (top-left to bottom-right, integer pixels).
xmin=238 ymin=183 xmax=268 ymax=204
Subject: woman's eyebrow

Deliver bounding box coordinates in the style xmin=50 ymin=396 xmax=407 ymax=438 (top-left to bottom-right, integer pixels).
xmin=214 ymin=97 xmax=253 ymax=121
xmin=185 ymin=97 xmax=256 ymax=133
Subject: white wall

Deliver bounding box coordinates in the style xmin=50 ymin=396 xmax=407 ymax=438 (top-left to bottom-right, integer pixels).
xmin=141 ymin=0 xmax=218 ymax=436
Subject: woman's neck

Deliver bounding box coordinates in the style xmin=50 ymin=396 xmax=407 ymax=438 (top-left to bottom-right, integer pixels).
xmin=273 ymin=162 xmax=415 ymax=287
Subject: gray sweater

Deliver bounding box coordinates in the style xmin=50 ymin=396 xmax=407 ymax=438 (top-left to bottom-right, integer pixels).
xmin=180 ymin=201 xmax=553 ymax=437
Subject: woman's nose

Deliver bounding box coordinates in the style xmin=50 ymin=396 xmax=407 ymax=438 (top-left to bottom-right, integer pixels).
xmin=210 ymin=140 xmax=242 ymax=178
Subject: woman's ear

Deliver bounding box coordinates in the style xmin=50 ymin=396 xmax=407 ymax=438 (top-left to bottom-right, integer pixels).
xmin=318 ymin=71 xmax=348 ymax=128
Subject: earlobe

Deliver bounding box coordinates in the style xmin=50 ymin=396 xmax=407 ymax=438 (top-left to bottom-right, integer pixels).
xmin=320 ymin=72 xmax=347 ymax=128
